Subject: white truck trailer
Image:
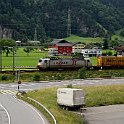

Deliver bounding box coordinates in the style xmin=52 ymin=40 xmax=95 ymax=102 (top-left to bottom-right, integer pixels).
xmin=57 ymin=88 xmax=85 ymax=110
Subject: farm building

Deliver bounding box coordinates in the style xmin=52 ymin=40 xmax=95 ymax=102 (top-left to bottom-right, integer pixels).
xmin=48 ymin=39 xmax=72 ymax=56
xmin=81 ymin=48 xmax=102 ymax=57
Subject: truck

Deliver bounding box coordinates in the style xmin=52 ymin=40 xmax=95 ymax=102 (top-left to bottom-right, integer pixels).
xmin=57 ymin=88 xmax=85 ymax=110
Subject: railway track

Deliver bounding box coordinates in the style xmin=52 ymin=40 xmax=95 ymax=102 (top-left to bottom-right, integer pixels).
xmin=0 ymin=66 xmax=124 ymax=74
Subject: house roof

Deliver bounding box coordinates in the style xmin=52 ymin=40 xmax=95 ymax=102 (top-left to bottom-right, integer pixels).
xmin=55 ymin=43 xmax=72 ymax=47
xmin=51 ymin=39 xmax=70 ymax=44
xmin=115 ymin=46 xmax=124 ymax=51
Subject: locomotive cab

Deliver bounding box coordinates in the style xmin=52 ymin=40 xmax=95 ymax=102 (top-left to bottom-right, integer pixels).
xmin=37 ymin=58 xmax=50 ymax=70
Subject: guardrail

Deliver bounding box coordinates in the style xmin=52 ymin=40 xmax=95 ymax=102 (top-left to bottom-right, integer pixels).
xmin=18 ymin=94 xmax=57 ymax=124
xmin=27 ymin=97 xmax=57 ymax=124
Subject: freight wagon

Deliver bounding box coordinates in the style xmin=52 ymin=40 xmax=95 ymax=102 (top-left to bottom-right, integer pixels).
xmin=37 ymin=57 xmax=92 ymax=70
xmin=97 ymin=56 xmax=124 ymax=69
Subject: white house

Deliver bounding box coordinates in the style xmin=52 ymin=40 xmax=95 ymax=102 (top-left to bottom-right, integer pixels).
xmin=72 ymin=44 xmax=85 ymax=53
xmin=81 ymin=48 xmax=102 ymax=57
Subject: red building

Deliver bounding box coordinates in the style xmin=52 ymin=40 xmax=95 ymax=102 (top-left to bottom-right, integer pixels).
xmin=48 ymin=39 xmax=72 ymax=56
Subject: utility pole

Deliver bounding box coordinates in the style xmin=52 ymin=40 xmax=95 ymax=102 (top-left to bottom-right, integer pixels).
xmin=0 ymin=48 xmax=1 ymax=72
xmin=67 ymin=8 xmax=71 ymax=37
xmin=16 ymin=41 xmax=21 ymax=82
xmin=12 ymin=46 xmax=15 ymax=75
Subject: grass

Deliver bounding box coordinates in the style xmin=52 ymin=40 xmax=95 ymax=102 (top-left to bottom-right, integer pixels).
xmin=1 ymin=69 xmax=124 ymax=83
xmin=22 ymin=84 xmax=124 ymax=124
xmin=64 ymin=35 xmax=103 ymax=44
xmin=65 ymin=33 xmax=124 ymax=45
xmin=80 ymin=85 xmax=124 ymax=106
xmin=2 ymin=48 xmax=48 ymax=67
xmin=24 ymin=88 xmax=83 ymax=124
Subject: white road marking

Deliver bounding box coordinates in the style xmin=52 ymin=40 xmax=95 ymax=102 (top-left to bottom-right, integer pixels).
xmin=19 ymin=89 xmax=33 ymax=91
xmin=88 ymin=82 xmax=94 ymax=85
xmin=17 ymin=98 xmax=46 ymax=124
xmin=0 ymin=104 xmax=11 ymax=124
xmin=9 ymin=85 xmax=17 ymax=88
xmin=0 ymin=90 xmax=17 ymax=95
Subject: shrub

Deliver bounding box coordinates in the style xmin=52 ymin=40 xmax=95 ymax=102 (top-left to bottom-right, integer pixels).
xmin=66 ymin=84 xmax=73 ymax=88
xmin=78 ymin=68 xmax=86 ymax=79
xmin=1 ymin=75 xmax=8 ymax=80
xmin=107 ymin=51 xmax=112 ymax=56
xmin=56 ymin=73 xmax=62 ymax=80
xmin=33 ymin=74 xmax=40 ymax=81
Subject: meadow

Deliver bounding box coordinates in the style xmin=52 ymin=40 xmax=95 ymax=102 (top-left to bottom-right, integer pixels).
xmin=1 ymin=48 xmax=48 ymax=68
xmin=65 ymin=34 xmax=103 ymax=44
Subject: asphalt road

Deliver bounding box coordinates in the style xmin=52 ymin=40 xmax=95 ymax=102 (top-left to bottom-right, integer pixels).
xmin=0 ymin=78 xmax=124 ymax=91
xmin=0 ymin=94 xmax=49 ymax=124
xmin=84 ymin=104 xmax=124 ymax=124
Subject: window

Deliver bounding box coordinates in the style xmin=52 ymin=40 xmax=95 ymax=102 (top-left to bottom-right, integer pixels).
xmin=39 ymin=59 xmax=42 ymax=62
xmin=44 ymin=60 xmax=47 ymax=63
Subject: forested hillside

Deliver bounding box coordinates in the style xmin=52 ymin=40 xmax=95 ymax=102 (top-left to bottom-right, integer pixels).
xmin=0 ymin=0 xmax=124 ymax=42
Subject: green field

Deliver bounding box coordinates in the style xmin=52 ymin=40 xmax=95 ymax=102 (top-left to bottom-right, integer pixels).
xmin=64 ymin=35 xmax=103 ymax=44
xmin=2 ymin=48 xmax=48 ymax=68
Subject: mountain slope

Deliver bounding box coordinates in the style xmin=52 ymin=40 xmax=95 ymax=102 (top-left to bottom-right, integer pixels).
xmin=0 ymin=0 xmax=124 ymax=41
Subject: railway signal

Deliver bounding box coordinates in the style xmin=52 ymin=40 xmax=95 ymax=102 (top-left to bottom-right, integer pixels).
xmin=17 ymin=80 xmax=21 ymax=91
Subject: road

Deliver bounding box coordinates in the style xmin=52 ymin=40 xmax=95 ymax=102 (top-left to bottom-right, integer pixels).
xmin=0 ymin=78 xmax=124 ymax=124
xmin=0 ymin=94 xmax=50 ymax=124
xmin=84 ymin=104 xmax=124 ymax=124
xmin=0 ymin=78 xmax=124 ymax=92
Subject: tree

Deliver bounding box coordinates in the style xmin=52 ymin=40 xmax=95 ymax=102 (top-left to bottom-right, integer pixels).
xmin=78 ymin=68 xmax=87 ymax=79
xmin=23 ymin=47 xmax=34 ymax=56
xmin=0 ymin=39 xmax=16 ymax=57
xmin=102 ymin=38 xmax=109 ymax=49
xmin=110 ymin=39 xmax=119 ymax=48
xmin=120 ymin=30 xmax=124 ymax=37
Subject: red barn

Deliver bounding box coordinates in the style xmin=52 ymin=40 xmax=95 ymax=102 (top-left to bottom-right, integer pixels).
xmin=48 ymin=39 xmax=72 ymax=56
